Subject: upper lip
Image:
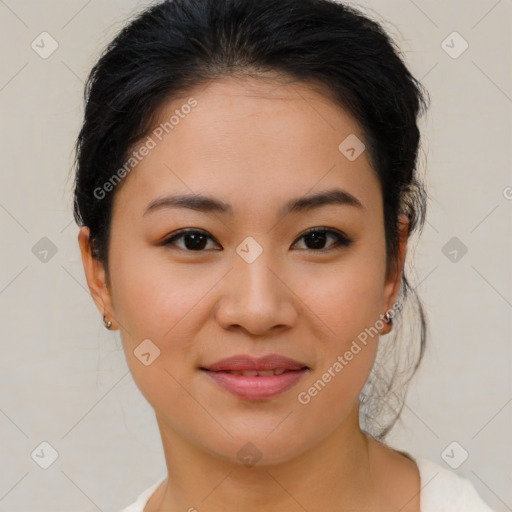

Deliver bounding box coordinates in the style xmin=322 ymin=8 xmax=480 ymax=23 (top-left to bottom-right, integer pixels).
xmin=200 ymin=354 xmax=309 ymax=372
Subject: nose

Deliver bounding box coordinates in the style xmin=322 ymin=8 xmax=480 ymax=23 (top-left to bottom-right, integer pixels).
xmin=214 ymin=247 xmax=299 ymax=336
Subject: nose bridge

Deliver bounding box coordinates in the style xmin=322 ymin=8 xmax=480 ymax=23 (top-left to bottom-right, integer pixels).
xmin=215 ymin=236 xmax=296 ymax=333
xmin=233 ymin=237 xmax=281 ymax=306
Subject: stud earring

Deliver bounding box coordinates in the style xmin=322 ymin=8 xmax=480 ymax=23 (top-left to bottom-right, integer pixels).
xmin=381 ymin=300 xmax=402 ymax=334
xmin=103 ymin=315 xmax=113 ymax=329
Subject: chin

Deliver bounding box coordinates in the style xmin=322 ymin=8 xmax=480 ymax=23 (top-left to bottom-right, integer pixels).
xmin=194 ymin=428 xmax=314 ymax=468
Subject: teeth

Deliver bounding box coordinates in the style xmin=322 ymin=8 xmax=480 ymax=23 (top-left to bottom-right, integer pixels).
xmin=241 ymin=370 xmax=259 ymax=377
xmin=224 ymin=369 xmax=289 ymax=376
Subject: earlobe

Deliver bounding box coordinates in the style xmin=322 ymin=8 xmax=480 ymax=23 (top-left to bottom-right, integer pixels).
xmin=77 ymin=226 xmax=116 ymax=329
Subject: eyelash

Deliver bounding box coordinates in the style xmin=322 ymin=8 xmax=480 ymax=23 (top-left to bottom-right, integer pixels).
xmin=162 ymin=227 xmax=354 ymax=253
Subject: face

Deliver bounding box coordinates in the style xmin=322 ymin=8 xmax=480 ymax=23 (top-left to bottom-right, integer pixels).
xmin=79 ymin=75 xmax=407 ymax=466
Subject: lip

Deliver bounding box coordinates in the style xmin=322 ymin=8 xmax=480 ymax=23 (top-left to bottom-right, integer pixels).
xmin=201 ymin=368 xmax=309 ymax=400
xmin=200 ymin=354 xmax=309 ymax=372
xmin=199 ymin=353 xmax=310 ymax=400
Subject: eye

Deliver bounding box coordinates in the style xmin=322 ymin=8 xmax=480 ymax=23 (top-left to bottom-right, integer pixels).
xmin=162 ymin=228 xmax=220 ymax=251
xmin=162 ymin=227 xmax=353 ymax=253
xmin=291 ymin=227 xmax=354 ymax=252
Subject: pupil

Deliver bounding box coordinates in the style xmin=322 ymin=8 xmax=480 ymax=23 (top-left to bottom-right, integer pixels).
xmin=307 ymin=232 xmax=326 ymax=249
xmin=185 ymin=233 xmax=207 ymax=250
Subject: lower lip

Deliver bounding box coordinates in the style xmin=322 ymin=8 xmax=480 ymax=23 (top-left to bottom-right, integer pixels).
xmin=201 ymin=369 xmax=308 ymax=400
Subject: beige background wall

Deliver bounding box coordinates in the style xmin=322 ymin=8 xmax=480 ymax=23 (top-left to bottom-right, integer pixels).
xmin=0 ymin=0 xmax=510 ymax=510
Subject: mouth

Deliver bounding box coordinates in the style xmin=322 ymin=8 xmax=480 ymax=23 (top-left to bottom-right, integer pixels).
xmin=200 ymin=367 xmax=310 ymax=400
xmin=200 ymin=367 xmax=308 ymax=376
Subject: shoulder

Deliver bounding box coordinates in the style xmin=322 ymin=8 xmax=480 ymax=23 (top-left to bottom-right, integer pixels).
xmin=415 ymin=457 xmax=495 ymax=512
xmin=367 ymin=437 xmax=494 ymax=512
xmin=119 ymin=474 xmax=167 ymax=512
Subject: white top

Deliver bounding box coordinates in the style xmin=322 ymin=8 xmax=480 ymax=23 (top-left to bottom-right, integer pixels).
xmin=119 ymin=457 xmax=495 ymax=512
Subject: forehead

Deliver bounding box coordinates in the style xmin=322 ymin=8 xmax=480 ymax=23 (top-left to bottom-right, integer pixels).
xmin=112 ymin=75 xmax=381 ymax=221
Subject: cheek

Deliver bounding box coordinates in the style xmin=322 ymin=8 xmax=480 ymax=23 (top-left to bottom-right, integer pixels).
xmin=301 ymin=248 xmax=386 ymax=342
xmin=292 ymin=246 xmax=386 ymax=405
xmin=108 ymin=246 xmax=220 ymax=395
xmin=109 ymin=249 xmax=211 ymax=415
xmin=110 ymin=245 xmax=214 ymax=341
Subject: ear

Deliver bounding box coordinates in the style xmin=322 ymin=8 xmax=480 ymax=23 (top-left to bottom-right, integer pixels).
xmin=78 ymin=226 xmax=117 ymax=330
xmin=381 ymin=213 xmax=409 ymax=327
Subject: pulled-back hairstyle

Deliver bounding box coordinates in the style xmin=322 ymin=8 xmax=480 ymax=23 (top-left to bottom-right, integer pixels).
xmin=72 ymin=0 xmax=430 ymax=440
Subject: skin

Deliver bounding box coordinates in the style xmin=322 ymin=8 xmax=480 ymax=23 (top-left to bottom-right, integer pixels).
xmin=78 ymin=75 xmax=420 ymax=512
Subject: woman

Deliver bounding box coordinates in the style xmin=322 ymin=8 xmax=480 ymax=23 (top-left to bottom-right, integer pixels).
xmin=73 ymin=0 xmax=495 ymax=510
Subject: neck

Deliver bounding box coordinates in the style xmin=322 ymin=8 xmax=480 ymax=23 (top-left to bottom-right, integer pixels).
xmin=149 ymin=409 xmax=380 ymax=512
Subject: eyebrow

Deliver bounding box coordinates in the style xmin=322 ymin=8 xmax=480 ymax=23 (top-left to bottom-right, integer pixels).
xmin=143 ymin=188 xmax=365 ymax=217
